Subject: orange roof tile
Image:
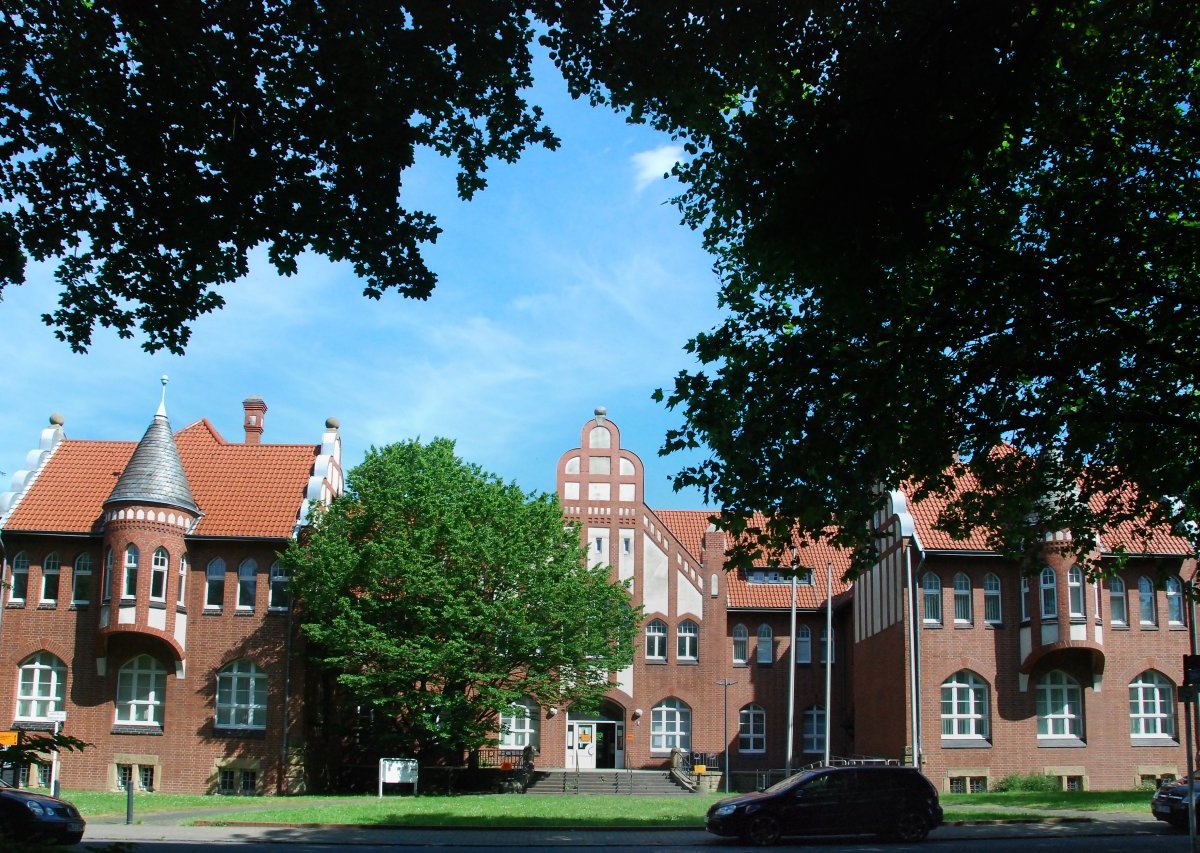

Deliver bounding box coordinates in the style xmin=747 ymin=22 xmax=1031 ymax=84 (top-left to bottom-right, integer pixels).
xmin=653 ymin=510 xmax=711 ymax=560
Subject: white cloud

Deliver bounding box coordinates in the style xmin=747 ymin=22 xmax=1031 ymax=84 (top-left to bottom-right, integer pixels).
xmin=631 ymin=145 xmax=684 ymax=192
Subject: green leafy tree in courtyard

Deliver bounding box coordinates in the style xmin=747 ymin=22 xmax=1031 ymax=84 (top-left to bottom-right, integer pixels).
xmin=283 ymin=438 xmax=638 ymax=761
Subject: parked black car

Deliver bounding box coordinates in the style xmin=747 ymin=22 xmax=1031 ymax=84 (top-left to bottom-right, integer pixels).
xmin=1152 ymin=774 xmax=1197 ymax=829
xmin=0 ymin=778 xmax=85 ymax=845
xmin=706 ymin=764 xmax=943 ymax=845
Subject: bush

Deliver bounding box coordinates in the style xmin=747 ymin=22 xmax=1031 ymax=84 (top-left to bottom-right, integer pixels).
xmin=991 ymin=773 xmax=1062 ymax=793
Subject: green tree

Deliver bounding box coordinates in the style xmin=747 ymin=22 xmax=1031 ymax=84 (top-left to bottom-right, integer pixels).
xmin=0 ymin=2 xmax=556 ymax=353
xmin=543 ymin=1 xmax=1200 ymax=573
xmin=283 ymin=438 xmax=638 ymax=760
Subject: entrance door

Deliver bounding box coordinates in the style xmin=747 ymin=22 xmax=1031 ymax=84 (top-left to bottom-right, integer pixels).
xmin=574 ymin=723 xmax=597 ymax=769
xmin=614 ymin=722 xmax=624 ymax=769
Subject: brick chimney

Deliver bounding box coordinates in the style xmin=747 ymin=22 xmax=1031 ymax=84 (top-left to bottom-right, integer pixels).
xmin=243 ymin=396 xmax=267 ymax=444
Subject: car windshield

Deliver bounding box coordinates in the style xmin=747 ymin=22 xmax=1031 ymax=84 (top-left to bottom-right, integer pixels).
xmin=763 ymin=770 xmax=819 ymax=794
xmin=0 ymin=779 xmax=12 ymax=789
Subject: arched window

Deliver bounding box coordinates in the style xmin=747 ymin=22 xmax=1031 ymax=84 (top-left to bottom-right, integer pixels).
xmin=953 ymin=573 xmax=972 ymax=623
xmin=1036 ymin=670 xmax=1082 ymax=739
xmin=40 ymin=553 xmax=60 ymax=605
xmin=177 ymin=553 xmax=188 ymax=606
xmin=1020 ymin=576 xmax=1030 ymax=621
xmin=102 ymin=547 xmax=113 ymax=604
xmin=150 ymin=548 xmax=169 ymax=602
xmin=1040 ymin=567 xmax=1057 ymax=618
xmin=499 ymin=697 xmax=540 ymax=749
xmin=206 ymin=558 xmax=226 ymax=609
xmin=802 ymin=706 xmax=825 ymax=753
xmin=650 ymin=698 xmax=691 ymax=752
xmin=796 ymin=625 xmax=812 ymax=664
xmin=819 ymin=626 xmax=834 ymax=664
xmin=269 ymin=561 xmax=290 ymax=610
xmin=1129 ymin=671 xmax=1175 ymax=738
xmin=756 ymin=624 xmax=774 ymax=664
xmin=732 ymin=624 xmax=748 ymax=664
xmin=16 ymin=653 xmax=66 ymax=721
xmin=983 ymin=573 xmax=1002 ymax=624
xmin=921 ymin=572 xmax=941 ymax=624
xmin=9 ymin=551 xmax=29 ymax=604
xmin=676 ymin=620 xmax=698 ymax=661
xmin=1067 ymin=566 xmax=1084 ymax=618
xmin=1109 ymin=577 xmax=1127 ymax=625
xmin=1138 ymin=576 xmax=1156 ymax=626
xmin=72 ymin=553 xmax=93 ymax=605
xmin=116 ymin=655 xmax=166 ymax=726
xmin=1166 ymin=577 xmax=1184 ymax=625
xmin=645 ymin=619 xmax=667 ymax=660
xmin=216 ymin=660 xmax=268 ymax=729
xmin=941 ymin=670 xmax=989 ymax=738
xmin=237 ymin=559 xmax=257 ymax=610
xmin=123 ymin=545 xmax=140 ymax=599
xmin=738 ymin=704 xmax=766 ymax=753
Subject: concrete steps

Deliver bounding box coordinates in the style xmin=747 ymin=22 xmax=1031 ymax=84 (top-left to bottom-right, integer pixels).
xmin=524 ymin=769 xmax=693 ymax=795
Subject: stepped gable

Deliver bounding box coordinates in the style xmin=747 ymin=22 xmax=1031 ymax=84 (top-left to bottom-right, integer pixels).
xmin=105 ymin=407 xmax=198 ymax=514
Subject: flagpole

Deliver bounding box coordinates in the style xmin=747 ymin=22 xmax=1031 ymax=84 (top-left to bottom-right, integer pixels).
xmin=824 ymin=560 xmax=833 ymax=766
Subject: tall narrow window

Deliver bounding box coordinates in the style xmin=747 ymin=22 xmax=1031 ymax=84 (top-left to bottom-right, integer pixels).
xmin=16 ymin=653 xmax=66 ymax=720
xmin=1020 ymin=576 xmax=1030 ymax=621
xmin=983 ymin=573 xmax=1002 ymax=624
xmin=796 ymin=625 xmax=812 ymax=664
xmin=1139 ymin=576 xmax=1156 ymax=626
xmin=1040 ymin=567 xmax=1057 ymax=619
xmin=9 ymin=552 xmax=28 ymax=604
xmin=953 ymin=573 xmax=972 ymax=623
xmin=650 ymin=698 xmax=691 ymax=752
xmin=676 ymin=620 xmax=698 ymax=661
xmin=921 ymin=572 xmax=941 ymax=624
xmin=738 ymin=704 xmax=766 ymax=753
xmin=116 ymin=655 xmax=166 ymax=726
xmin=72 ymin=554 xmax=93 ymax=605
xmin=237 ymin=559 xmax=257 ymax=610
xmin=819 ymin=627 xmax=835 ymax=663
xmin=40 ymin=553 xmax=61 ymax=605
xmin=206 ymin=558 xmax=226 ymax=609
xmin=941 ymin=670 xmax=990 ymax=738
xmin=732 ymin=624 xmax=748 ymax=664
xmin=102 ymin=548 xmax=113 ymax=603
xmin=645 ymin=619 xmax=667 ymax=660
xmin=1166 ymin=577 xmax=1184 ymax=625
xmin=150 ymin=548 xmax=169 ymax=601
xmin=1129 ymin=671 xmax=1175 ymax=738
xmin=216 ymin=660 xmax=268 ymax=729
xmin=1109 ymin=577 xmax=1127 ymax=625
xmin=756 ymin=624 xmax=774 ymax=664
xmin=1068 ymin=566 xmax=1085 ymax=618
xmin=122 ymin=545 xmax=139 ymax=599
xmin=1036 ymin=670 xmax=1082 ymax=738
xmin=802 ymin=707 xmax=826 ymax=753
xmin=269 ymin=562 xmax=290 ymax=610
xmin=177 ymin=554 xmax=188 ymax=606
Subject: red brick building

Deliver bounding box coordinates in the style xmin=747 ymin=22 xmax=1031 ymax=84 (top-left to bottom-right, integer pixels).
xmin=0 ymin=385 xmax=342 ymax=794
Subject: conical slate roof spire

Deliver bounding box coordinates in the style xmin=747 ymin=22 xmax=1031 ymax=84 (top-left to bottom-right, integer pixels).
xmin=105 ymin=376 xmax=199 ymax=514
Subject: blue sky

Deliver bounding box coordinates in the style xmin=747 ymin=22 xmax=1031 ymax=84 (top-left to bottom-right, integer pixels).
xmin=0 ymin=53 xmax=723 ymax=510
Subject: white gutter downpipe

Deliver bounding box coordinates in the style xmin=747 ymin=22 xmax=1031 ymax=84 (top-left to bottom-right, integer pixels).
xmin=905 ymin=544 xmax=925 ymax=768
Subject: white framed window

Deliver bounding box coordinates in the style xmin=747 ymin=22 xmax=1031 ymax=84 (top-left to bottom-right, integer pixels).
xmin=1068 ymin=566 xmax=1084 ymax=618
xmin=1036 ymin=670 xmax=1082 ymax=738
xmin=1166 ymin=577 xmax=1184 ymax=625
xmin=216 ymin=660 xmax=267 ymax=729
xmin=269 ymin=561 xmax=290 ymax=610
xmin=150 ymin=548 xmax=169 ymax=602
xmin=953 ymin=573 xmax=972 ymax=623
xmin=983 ymin=573 xmax=1001 ymax=624
xmin=206 ymin=558 xmax=226 ymax=609
xmin=732 ymin=624 xmax=748 ymax=664
xmin=738 ymin=704 xmax=766 ymax=753
xmin=756 ymin=624 xmax=774 ymax=664
xmin=1138 ymin=576 xmax=1156 ymax=626
xmin=645 ymin=619 xmax=667 ymax=660
xmin=941 ymin=670 xmax=989 ymax=738
xmin=16 ymin=652 xmax=66 ymax=721
xmin=72 ymin=553 xmax=93 ymax=605
xmin=9 ymin=551 xmax=29 ymax=604
xmin=802 ymin=706 xmax=825 ymax=753
xmin=819 ymin=626 xmax=835 ymax=663
xmin=40 ymin=553 xmax=60 ymax=605
xmin=122 ymin=545 xmax=139 ymax=599
xmin=177 ymin=553 xmax=188 ymax=606
xmin=499 ymin=697 xmax=540 ymax=749
xmin=1129 ymin=670 xmax=1175 ymax=738
xmin=1040 ymin=567 xmax=1057 ymax=619
xmin=650 ymin=698 xmax=691 ymax=752
xmin=796 ymin=625 xmax=812 ymax=664
xmin=1109 ymin=577 xmax=1127 ymax=625
xmin=922 ymin=572 xmax=941 ymax=623
xmin=116 ymin=655 xmax=166 ymax=726
xmin=237 ymin=559 xmax=257 ymax=610
xmin=1020 ymin=576 xmax=1030 ymax=621
xmin=102 ymin=547 xmax=113 ymax=604
xmin=676 ymin=620 xmax=698 ymax=661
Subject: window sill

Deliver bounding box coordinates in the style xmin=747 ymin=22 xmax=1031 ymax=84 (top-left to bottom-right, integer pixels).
xmin=235 ymin=609 xmax=256 ymax=617
xmin=922 ymin=623 xmax=942 ymax=629
xmin=1037 ymin=737 xmax=1085 ymax=748
xmin=941 ymin=737 xmax=991 ymax=749
xmin=69 ymin=602 xmax=90 ymax=610
xmin=676 ymin=659 xmax=699 ymax=666
xmin=13 ymin=720 xmax=55 ymax=732
xmin=732 ymin=662 xmax=749 ymax=668
xmin=176 ymin=606 xmax=186 ymax=615
xmin=119 ymin=597 xmax=136 ymax=606
xmin=149 ymin=600 xmax=167 ymax=610
xmin=6 ymin=602 xmax=25 ymax=609
xmin=644 ymin=659 xmax=667 ymax=665
xmin=1111 ymin=624 xmax=1129 ymax=630
xmin=203 ymin=607 xmax=223 ymax=615
xmin=1139 ymin=625 xmax=1159 ymax=631
xmin=112 ymin=725 xmax=164 ymax=737
xmin=36 ymin=603 xmax=57 ymax=610
xmin=984 ymin=622 xmax=1002 ymax=629
xmin=213 ymin=727 xmax=266 ymax=740
xmin=1132 ymin=737 xmax=1179 ymax=748
xmin=267 ymin=607 xmax=290 ymax=615
xmin=953 ymin=623 xmax=974 ymax=629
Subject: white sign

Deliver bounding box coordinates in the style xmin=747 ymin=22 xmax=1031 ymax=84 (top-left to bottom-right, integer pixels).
xmin=378 ymin=758 xmax=418 ymax=797
xmin=47 ymin=711 xmax=67 ymax=723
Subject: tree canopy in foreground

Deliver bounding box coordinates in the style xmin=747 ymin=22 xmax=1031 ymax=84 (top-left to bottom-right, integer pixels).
xmin=545 ymin=1 xmax=1200 ymax=574
xmin=283 ymin=438 xmax=637 ymax=760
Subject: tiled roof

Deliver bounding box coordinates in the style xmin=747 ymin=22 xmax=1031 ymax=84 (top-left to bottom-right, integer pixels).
xmin=5 ymin=419 xmax=317 ymax=540
xmin=653 ymin=510 xmax=712 ymax=561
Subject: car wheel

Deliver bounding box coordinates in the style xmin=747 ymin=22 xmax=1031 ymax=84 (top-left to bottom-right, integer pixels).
xmin=744 ymin=814 xmax=782 ymax=846
xmin=893 ymin=811 xmax=929 ymax=843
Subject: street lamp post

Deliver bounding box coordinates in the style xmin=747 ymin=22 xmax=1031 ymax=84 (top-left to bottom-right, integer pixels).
xmin=716 ymin=679 xmax=736 ymax=793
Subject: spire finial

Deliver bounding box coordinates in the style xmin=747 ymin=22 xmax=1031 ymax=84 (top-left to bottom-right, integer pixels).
xmin=157 ymin=375 xmax=169 ymax=419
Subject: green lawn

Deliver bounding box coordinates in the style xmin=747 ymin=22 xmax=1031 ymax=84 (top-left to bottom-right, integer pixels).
xmin=941 ymin=790 xmax=1149 ymax=813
